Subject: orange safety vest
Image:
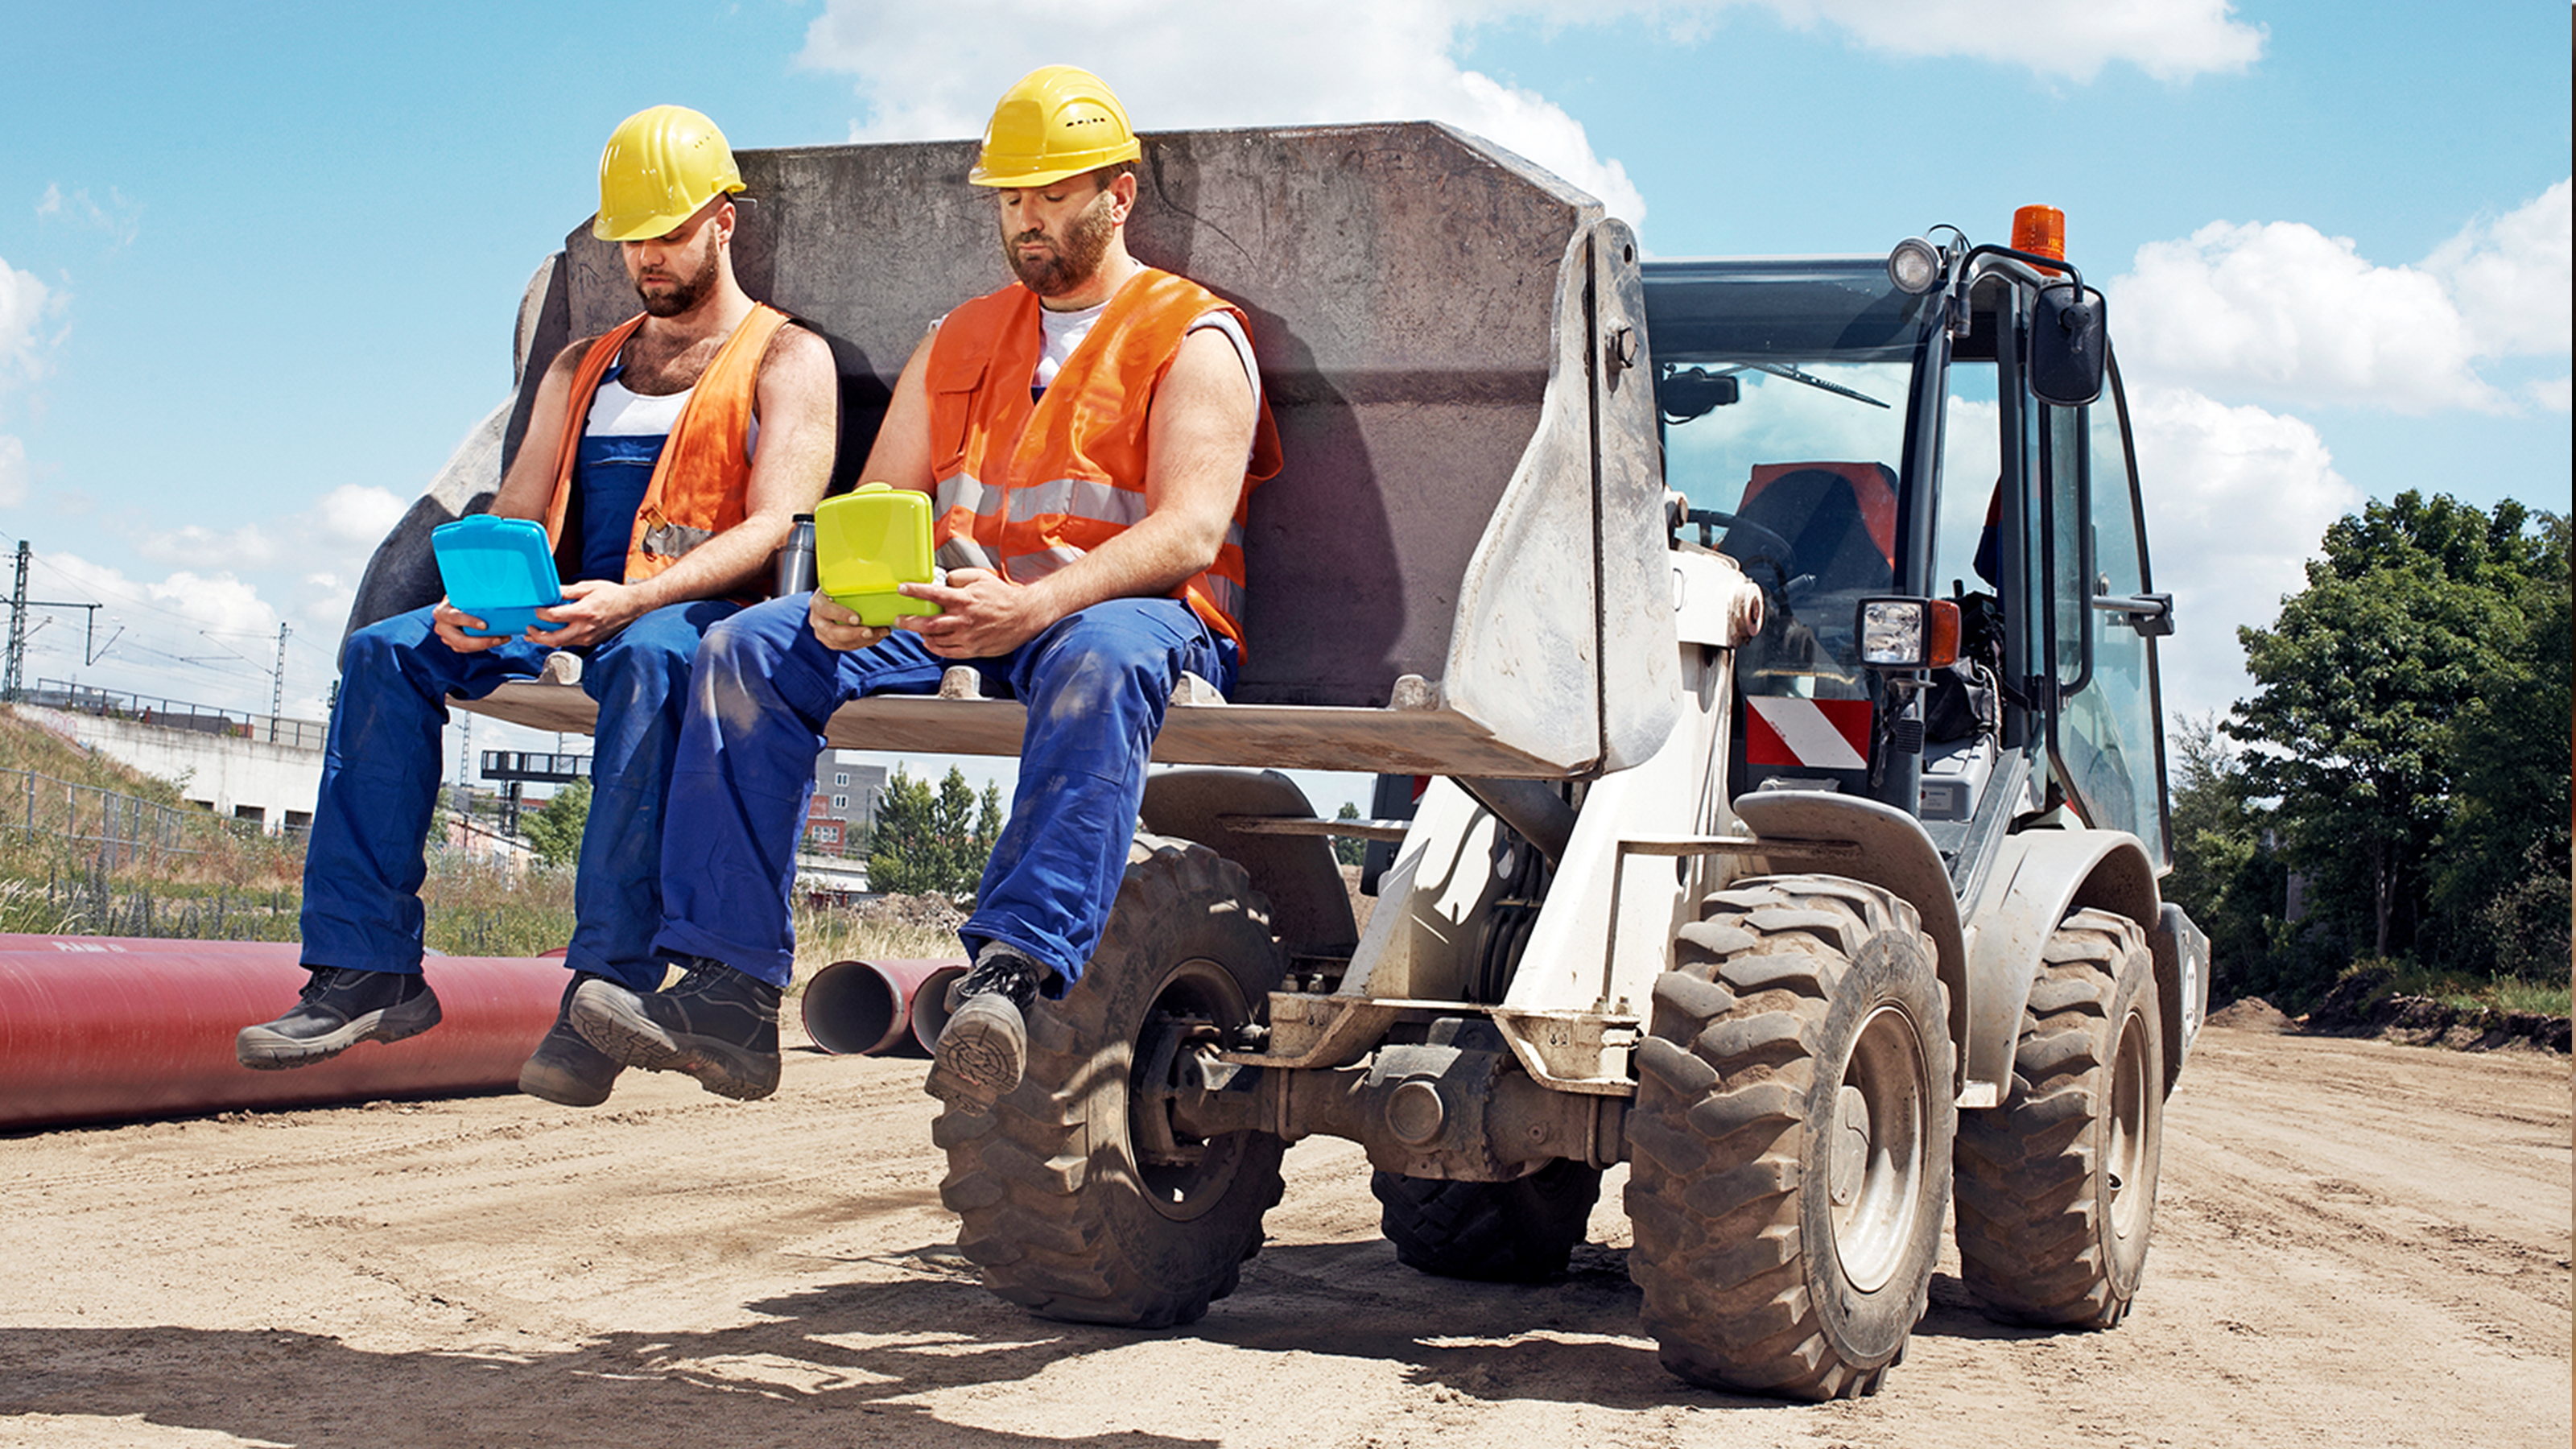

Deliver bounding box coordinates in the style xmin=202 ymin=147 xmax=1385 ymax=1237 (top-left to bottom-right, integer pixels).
xmin=925 ymin=271 xmax=1282 ymax=649
xmin=542 ymin=303 xmax=789 ymax=589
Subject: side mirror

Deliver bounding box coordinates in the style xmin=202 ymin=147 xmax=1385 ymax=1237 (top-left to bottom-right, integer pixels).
xmin=2029 ymin=283 xmax=2107 ymax=407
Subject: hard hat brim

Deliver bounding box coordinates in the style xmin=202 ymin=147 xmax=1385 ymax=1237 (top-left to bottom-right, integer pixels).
xmin=592 ymin=183 xmax=747 ymax=242
xmin=968 ymin=138 xmax=1143 ymax=190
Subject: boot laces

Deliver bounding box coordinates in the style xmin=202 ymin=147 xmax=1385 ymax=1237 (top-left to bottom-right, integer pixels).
xmin=961 ymin=950 xmax=1042 ymax=1008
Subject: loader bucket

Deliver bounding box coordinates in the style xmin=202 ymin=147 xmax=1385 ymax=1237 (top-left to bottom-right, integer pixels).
xmin=353 ymin=122 xmax=1677 ymax=778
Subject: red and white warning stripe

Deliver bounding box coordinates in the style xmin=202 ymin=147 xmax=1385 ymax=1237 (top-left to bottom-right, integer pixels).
xmin=1744 ymin=696 xmax=1872 ymax=770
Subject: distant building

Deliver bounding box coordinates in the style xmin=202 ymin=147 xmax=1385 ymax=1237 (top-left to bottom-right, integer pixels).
xmin=804 ymin=753 xmax=886 ymax=856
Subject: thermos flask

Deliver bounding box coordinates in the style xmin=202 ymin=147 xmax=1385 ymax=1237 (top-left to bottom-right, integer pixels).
xmin=774 ymin=514 xmax=818 ymax=597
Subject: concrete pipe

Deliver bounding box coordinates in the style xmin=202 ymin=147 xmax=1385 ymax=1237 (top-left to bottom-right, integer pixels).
xmin=906 ymin=963 xmax=970 ymax=1055
xmin=0 ymin=934 xmax=572 ymax=1131
xmin=801 ymin=957 xmax=964 ymax=1058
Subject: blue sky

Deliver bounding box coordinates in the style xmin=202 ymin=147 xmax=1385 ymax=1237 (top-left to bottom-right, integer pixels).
xmin=1 ymin=1 xmax=2566 ymax=813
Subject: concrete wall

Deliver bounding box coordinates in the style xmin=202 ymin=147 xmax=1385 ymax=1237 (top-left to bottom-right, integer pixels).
xmin=19 ymin=706 xmax=324 ymax=832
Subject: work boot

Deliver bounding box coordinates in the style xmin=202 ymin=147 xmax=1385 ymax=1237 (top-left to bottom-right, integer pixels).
xmin=570 ymin=957 xmax=782 ymax=1101
xmin=235 ymin=966 xmax=442 ymax=1071
xmin=927 ymin=946 xmax=1047 ymax=1110
xmin=518 ymin=972 xmax=624 ymax=1108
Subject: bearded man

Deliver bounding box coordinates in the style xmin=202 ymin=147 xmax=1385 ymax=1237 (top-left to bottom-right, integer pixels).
xmin=567 ymin=66 xmax=1279 ymax=1106
xmin=236 ymin=105 xmax=837 ymax=1109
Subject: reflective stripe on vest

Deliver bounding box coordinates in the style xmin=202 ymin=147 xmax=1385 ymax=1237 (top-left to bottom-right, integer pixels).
xmin=543 ymin=303 xmax=787 ymax=592
xmin=927 ymin=271 xmax=1280 ymax=649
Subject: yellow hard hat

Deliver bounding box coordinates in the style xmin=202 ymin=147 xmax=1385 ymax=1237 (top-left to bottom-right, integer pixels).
xmin=594 ymin=105 xmax=746 ymax=242
xmin=969 ymin=66 xmax=1143 ymax=188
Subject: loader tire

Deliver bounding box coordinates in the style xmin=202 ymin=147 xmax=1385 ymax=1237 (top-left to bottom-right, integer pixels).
xmin=1955 ymin=908 xmax=2164 ymax=1329
xmin=934 ymin=836 xmax=1286 ymax=1328
xmin=1372 ymin=1159 xmax=1604 ymax=1282
xmin=1624 ymin=877 xmax=1955 ymax=1400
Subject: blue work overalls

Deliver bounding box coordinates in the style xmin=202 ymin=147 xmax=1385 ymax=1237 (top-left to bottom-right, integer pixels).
xmin=299 ymin=598 xmax=740 ymax=990
xmin=649 ymin=592 xmax=1234 ymax=989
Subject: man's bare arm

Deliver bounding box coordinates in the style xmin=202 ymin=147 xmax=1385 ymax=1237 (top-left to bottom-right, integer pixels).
xmin=486 ymin=342 xmax=592 ymax=522
xmin=857 ymin=331 xmax=938 ymax=493
xmin=531 ymin=324 xmax=838 ymax=648
xmin=427 ymin=342 xmax=590 ymax=651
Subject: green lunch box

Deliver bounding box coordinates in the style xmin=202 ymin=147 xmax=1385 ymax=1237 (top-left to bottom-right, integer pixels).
xmin=815 ymin=482 xmax=944 ymax=627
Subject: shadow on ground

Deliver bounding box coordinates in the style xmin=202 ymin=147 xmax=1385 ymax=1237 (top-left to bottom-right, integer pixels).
xmin=3 ymin=1233 xmax=2083 ymax=1443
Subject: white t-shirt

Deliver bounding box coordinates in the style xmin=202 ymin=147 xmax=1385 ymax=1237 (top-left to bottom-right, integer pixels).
xmin=588 ymin=365 xmax=758 ymax=460
xmin=1030 ymin=302 xmax=1262 ymax=413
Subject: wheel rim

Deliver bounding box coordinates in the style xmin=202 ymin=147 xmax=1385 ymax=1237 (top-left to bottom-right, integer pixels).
xmin=2106 ymin=1005 xmax=2151 ymax=1241
xmin=1129 ymin=956 xmax=1253 ymax=1224
xmin=1828 ymin=1002 xmax=1930 ymax=1294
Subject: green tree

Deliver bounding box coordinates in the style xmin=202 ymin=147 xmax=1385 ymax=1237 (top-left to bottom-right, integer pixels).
xmin=522 ymin=778 xmax=590 ymax=868
xmin=976 ymin=779 xmax=1005 ymax=862
xmin=2426 ymin=510 xmax=2570 ymax=976
xmin=868 ymin=766 xmax=1003 ymax=900
xmin=1332 ymin=801 xmax=1368 ymax=867
xmin=2162 ymin=715 xmax=2288 ymax=1002
xmin=2227 ymin=492 xmax=2549 ymax=976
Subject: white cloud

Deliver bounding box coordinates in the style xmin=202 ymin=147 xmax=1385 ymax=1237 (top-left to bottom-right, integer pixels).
xmin=137 ymin=521 xmax=277 ymax=570
xmin=2108 ymin=180 xmax=2573 ymax=416
xmin=1756 ymin=0 xmax=2264 ymax=81
xmin=2423 ymin=178 xmax=2571 ymax=360
xmin=133 ymin=486 xmax=400 ymax=570
xmin=35 ymin=183 xmax=142 ymax=251
xmin=0 ymin=255 xmax=52 ymax=514
xmin=2112 ymin=220 xmax=2496 ymax=414
xmin=310 ymin=483 xmax=410 ymax=550
xmin=796 ymin=0 xmax=2267 ymax=233
xmin=797 ymin=1 xmax=1649 ymax=223
xmin=0 ymin=254 xmax=51 ymax=383
xmin=2120 ymin=382 xmax=2357 ymax=721
xmin=11 ymin=551 xmax=292 ymax=711
xmin=0 ymin=435 xmax=25 ymax=508
xmin=298 ymin=570 xmax=361 ymax=645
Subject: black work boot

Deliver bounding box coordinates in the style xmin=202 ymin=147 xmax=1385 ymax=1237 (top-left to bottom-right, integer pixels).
xmin=518 ymin=972 xmax=625 ymax=1108
xmin=236 ymin=966 xmax=442 ymax=1071
xmin=569 ymin=957 xmax=782 ymax=1101
xmin=927 ymin=946 xmax=1047 ymax=1110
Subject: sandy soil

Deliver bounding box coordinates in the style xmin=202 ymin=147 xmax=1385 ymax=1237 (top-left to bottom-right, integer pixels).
xmin=2 ymin=1022 xmax=2566 ymax=1448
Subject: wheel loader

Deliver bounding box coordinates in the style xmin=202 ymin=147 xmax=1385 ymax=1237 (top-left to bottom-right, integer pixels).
xmin=360 ymin=119 xmax=2211 ymax=1401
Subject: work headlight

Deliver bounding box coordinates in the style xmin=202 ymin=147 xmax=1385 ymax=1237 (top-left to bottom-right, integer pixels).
xmin=1856 ymin=597 xmax=1961 ymax=669
xmin=1886 ymin=236 xmax=1943 ymax=295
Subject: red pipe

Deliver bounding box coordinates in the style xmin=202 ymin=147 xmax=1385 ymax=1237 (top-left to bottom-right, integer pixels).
xmin=0 ymin=935 xmax=571 ymax=1130
xmin=801 ymin=957 xmax=964 ymax=1058
xmin=907 ymin=963 xmax=970 ymax=1055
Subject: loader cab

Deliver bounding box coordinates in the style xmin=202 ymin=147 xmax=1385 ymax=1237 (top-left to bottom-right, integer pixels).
xmin=1644 ymin=246 xmax=2174 ymax=883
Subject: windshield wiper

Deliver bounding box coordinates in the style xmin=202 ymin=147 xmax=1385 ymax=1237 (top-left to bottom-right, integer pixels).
xmin=1740 ymin=362 xmax=1890 ymax=409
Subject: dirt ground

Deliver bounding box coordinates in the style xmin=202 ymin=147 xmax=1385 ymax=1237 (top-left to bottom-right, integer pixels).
xmin=2 ymin=1020 xmax=2566 ymax=1448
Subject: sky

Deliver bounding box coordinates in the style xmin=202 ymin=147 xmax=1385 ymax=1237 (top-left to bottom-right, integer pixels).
xmin=1 ymin=0 xmax=2567 ymax=817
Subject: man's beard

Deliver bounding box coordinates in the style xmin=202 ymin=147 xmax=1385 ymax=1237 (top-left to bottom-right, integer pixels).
xmin=636 ymin=242 xmax=721 ymax=317
xmin=1004 ymin=191 xmax=1115 ymax=298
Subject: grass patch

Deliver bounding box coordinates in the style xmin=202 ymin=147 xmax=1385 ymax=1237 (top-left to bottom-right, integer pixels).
xmin=789 ymin=894 xmax=967 ymax=990
xmin=2325 ymin=956 xmax=2573 ymax=1022
xmin=1 ymin=708 xmax=956 ymax=974
xmin=2392 ymin=965 xmax=2572 ymax=1018
xmin=420 ymin=852 xmax=579 ymax=959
